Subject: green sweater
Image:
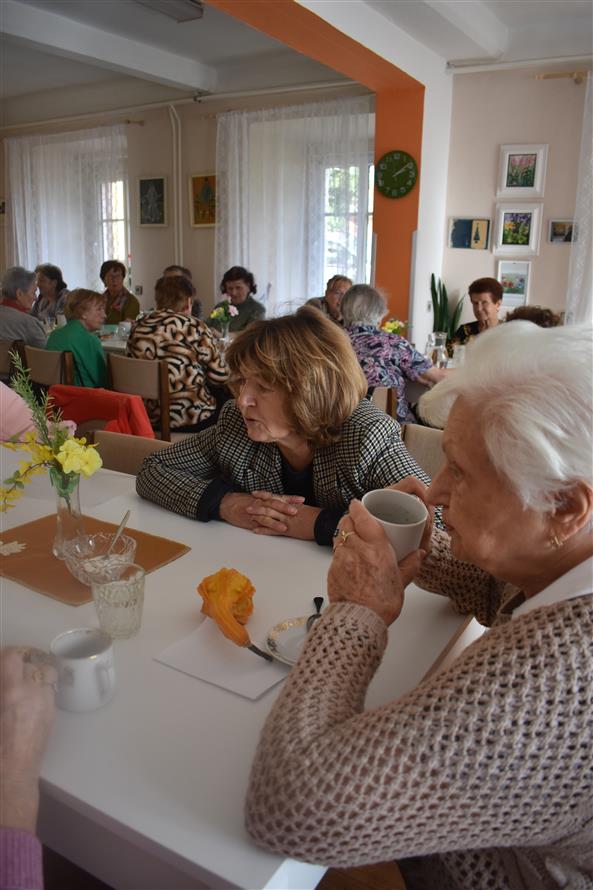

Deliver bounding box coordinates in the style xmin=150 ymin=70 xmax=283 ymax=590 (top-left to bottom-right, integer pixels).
xmin=210 ymin=295 xmax=266 ymax=333
xmin=46 ymin=320 xmax=108 ymax=388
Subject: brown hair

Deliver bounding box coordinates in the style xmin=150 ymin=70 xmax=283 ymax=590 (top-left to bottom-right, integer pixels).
xmin=505 ymin=305 xmax=561 ymax=328
xmin=154 ymin=275 xmax=195 ymax=312
xmin=326 ymin=275 xmax=353 ymax=293
xmin=99 ymin=260 xmax=126 ymax=283
xmin=468 ymin=277 xmax=503 ymax=303
xmin=226 ymin=306 xmax=367 ymax=448
xmin=64 ymin=289 xmax=106 ymax=320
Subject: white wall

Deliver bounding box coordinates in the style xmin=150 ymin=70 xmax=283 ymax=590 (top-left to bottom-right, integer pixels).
xmin=443 ymin=69 xmax=585 ymax=323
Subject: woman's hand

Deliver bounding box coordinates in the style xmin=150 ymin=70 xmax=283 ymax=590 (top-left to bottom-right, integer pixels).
xmin=385 ymin=476 xmax=434 ymax=555
xmin=328 ymin=500 xmax=425 ymax=626
xmin=247 ymin=491 xmax=315 ymax=538
xmin=1 ymin=648 xmax=57 ymax=832
xmin=219 ymin=491 xmax=305 ymax=534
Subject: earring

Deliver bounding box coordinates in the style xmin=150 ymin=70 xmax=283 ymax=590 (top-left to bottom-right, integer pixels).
xmin=550 ymin=534 xmax=564 ymax=549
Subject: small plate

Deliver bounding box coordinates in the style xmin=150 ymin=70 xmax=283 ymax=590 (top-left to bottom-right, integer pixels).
xmin=266 ymin=616 xmax=308 ymax=666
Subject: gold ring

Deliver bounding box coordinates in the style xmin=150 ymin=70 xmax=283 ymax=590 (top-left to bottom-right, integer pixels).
xmin=334 ymin=529 xmax=355 ymax=548
xmin=31 ymin=668 xmax=45 ymax=685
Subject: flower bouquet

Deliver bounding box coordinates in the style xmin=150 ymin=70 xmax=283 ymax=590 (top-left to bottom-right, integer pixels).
xmin=1 ymin=356 xmax=102 ymax=557
xmin=381 ymin=318 xmax=407 ymax=336
xmin=210 ymin=300 xmax=239 ymax=337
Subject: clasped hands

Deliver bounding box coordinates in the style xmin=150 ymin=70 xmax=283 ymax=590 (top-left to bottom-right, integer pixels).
xmin=219 ymin=490 xmax=320 ymax=540
xmin=328 ymin=477 xmax=434 ymax=627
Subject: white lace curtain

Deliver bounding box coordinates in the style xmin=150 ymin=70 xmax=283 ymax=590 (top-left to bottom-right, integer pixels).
xmin=5 ymin=124 xmax=128 ymax=291
xmin=566 ymin=72 xmax=592 ymax=324
xmin=215 ymin=96 xmax=374 ymax=317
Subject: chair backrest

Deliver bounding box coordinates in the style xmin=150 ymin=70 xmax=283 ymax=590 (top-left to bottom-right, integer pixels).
xmin=107 ymin=353 xmax=171 ymax=441
xmin=401 ymin=423 xmax=445 ymax=480
xmin=371 ymin=387 xmax=396 ymax=417
xmin=94 ymin=430 xmax=172 ymax=475
xmin=0 ymin=339 xmax=26 ymax=378
xmin=24 ymin=345 xmax=74 ymax=386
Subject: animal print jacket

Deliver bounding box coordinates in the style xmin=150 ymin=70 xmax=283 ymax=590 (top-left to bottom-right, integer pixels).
xmin=126 ymin=310 xmax=229 ymax=429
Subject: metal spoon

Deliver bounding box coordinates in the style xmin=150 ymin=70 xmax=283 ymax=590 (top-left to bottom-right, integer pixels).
xmin=306 ymin=596 xmax=324 ymax=632
xmin=106 ymin=510 xmax=131 ymax=556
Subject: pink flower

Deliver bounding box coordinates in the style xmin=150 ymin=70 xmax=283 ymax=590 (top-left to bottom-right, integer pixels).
xmin=49 ymin=419 xmax=77 ymax=438
xmin=228 ymin=305 xmax=239 ymax=317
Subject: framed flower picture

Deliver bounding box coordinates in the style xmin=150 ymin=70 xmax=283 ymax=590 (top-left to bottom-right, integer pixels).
xmin=494 ymin=203 xmax=542 ymax=257
xmin=496 ymin=144 xmax=548 ymax=199
xmin=497 ymin=260 xmax=530 ymax=309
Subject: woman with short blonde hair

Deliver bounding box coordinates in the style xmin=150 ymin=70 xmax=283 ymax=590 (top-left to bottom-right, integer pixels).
xmin=46 ymin=289 xmax=107 ymax=388
xmin=137 ymin=306 xmax=431 ymax=545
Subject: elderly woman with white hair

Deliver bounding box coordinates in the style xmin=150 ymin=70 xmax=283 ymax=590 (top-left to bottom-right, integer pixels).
xmin=342 ymin=284 xmax=446 ymax=422
xmin=246 ymin=322 xmax=593 ymax=890
xmin=0 ymin=266 xmax=46 ymax=348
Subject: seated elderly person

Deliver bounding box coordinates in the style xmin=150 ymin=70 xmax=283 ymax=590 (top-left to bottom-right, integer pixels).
xmin=505 ymin=304 xmax=561 ymax=327
xmin=136 ymin=307 xmax=433 ymax=546
xmin=162 ymin=264 xmax=202 ymax=319
xmin=127 ymin=275 xmax=229 ymax=433
xmin=0 ymin=267 xmax=46 ymax=348
xmin=245 ymin=321 xmax=593 ymax=889
xmin=100 ymin=260 xmax=139 ymax=325
xmin=210 ymin=266 xmax=265 ymax=334
xmin=453 ymin=277 xmax=503 ymax=345
xmin=31 ymin=263 xmax=69 ymax=324
xmin=342 ymin=284 xmax=447 ymax=423
xmin=306 ymin=275 xmax=352 ymax=325
xmin=46 ymin=289 xmax=107 ymax=388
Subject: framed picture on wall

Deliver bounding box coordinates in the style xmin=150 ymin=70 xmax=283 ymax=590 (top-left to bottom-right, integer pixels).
xmin=498 ymin=260 xmax=530 ymax=309
xmin=189 ymin=174 xmax=216 ymax=227
xmin=494 ymin=203 xmax=542 ymax=256
xmin=496 ymin=144 xmax=548 ymax=199
xmin=138 ymin=176 xmax=167 ymax=227
xmin=549 ymin=219 xmax=576 ymax=243
xmin=447 ymin=217 xmax=490 ymax=249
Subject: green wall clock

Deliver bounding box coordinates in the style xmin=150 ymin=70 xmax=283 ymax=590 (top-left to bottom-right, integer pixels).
xmin=375 ymin=150 xmax=418 ymax=198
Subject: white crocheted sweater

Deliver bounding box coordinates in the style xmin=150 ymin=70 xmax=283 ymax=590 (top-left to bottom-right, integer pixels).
xmin=245 ymin=530 xmax=593 ymax=890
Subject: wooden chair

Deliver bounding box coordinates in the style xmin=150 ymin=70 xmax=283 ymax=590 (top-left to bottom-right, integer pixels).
xmin=370 ymin=386 xmax=396 ymax=417
xmin=23 ymin=345 xmax=75 ymax=387
xmin=401 ymin=423 xmax=445 ymax=479
xmin=93 ymin=430 xmax=172 ymax=475
xmin=107 ymin=353 xmax=172 ymax=441
xmin=0 ymin=339 xmax=26 ymax=380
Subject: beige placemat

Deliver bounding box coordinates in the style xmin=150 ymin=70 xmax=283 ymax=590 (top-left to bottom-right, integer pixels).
xmin=0 ymin=514 xmax=191 ymax=605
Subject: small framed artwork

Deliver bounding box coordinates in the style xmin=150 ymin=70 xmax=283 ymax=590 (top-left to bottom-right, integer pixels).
xmin=138 ymin=176 xmax=167 ymax=227
xmin=548 ymin=219 xmax=576 ymax=243
xmin=189 ymin=173 xmax=216 ymax=227
xmin=448 ymin=217 xmax=490 ymax=249
xmin=494 ymin=203 xmax=542 ymax=257
xmin=498 ymin=260 xmax=530 ymax=309
xmin=497 ymin=144 xmax=548 ymax=199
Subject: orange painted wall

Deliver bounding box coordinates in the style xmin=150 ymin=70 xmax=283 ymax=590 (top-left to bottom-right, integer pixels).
xmin=206 ymin=0 xmax=425 ymax=319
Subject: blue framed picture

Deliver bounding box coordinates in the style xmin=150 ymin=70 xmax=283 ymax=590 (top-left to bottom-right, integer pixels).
xmin=448 ymin=218 xmax=490 ymax=250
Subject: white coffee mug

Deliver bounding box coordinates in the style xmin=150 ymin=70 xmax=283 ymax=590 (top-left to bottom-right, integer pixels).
xmin=361 ymin=489 xmax=428 ymax=560
xmin=50 ymin=628 xmax=116 ymax=712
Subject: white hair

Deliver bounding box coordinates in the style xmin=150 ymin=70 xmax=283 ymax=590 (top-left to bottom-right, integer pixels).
xmin=423 ymin=322 xmax=593 ymax=512
xmin=341 ymin=285 xmax=386 ymax=327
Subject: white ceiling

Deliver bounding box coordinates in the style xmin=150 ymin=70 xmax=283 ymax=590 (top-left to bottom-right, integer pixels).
xmin=0 ymin=0 xmax=591 ymax=122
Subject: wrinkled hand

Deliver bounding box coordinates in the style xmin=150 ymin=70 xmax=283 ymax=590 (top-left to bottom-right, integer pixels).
xmin=1 ymin=647 xmax=57 ymax=832
xmin=328 ymin=500 xmax=425 ymax=626
xmin=385 ymin=476 xmax=434 ymax=554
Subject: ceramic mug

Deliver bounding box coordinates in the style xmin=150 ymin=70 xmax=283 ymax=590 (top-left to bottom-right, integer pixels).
xmin=50 ymin=627 xmax=116 ymax=712
xmin=361 ymin=489 xmax=428 ymax=560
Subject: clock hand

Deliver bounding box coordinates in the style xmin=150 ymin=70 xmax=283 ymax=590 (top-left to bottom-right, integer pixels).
xmin=392 ymin=162 xmax=412 ymax=178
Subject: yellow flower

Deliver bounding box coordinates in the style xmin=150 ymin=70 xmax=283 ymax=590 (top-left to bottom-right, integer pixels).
xmin=55 ymin=439 xmax=102 ymax=477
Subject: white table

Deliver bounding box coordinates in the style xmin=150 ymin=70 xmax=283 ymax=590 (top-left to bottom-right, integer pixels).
xmin=1 ymin=456 xmax=467 ymax=890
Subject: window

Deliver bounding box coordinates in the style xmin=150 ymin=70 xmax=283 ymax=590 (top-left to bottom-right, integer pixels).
xmin=323 ymin=161 xmax=374 ymax=286
xmin=100 ymin=179 xmax=129 ymax=277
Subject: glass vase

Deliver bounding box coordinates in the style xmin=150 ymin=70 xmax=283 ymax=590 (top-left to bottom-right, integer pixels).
xmin=50 ymin=468 xmax=84 ymax=559
xmin=220 ymin=321 xmax=230 ymax=341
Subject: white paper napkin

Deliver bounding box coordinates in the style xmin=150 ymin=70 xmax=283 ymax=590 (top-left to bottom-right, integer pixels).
xmin=154 ymin=619 xmax=288 ymax=700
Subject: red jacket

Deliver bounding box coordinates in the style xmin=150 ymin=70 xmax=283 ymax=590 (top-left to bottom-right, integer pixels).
xmin=48 ymin=386 xmax=155 ymax=438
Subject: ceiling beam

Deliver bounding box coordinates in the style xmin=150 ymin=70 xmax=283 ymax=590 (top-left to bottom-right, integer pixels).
xmin=424 ymin=0 xmax=509 ymax=60
xmin=1 ymin=0 xmax=217 ymax=92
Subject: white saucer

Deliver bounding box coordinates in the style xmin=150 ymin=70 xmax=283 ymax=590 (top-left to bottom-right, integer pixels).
xmin=265 ymin=616 xmax=308 ymax=666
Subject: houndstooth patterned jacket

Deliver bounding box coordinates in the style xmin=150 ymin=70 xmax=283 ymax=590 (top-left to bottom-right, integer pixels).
xmin=136 ymin=399 xmax=431 ymax=520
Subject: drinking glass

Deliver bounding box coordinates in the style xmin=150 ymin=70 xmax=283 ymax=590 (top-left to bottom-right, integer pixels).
xmin=91 ymin=563 xmax=145 ymax=640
